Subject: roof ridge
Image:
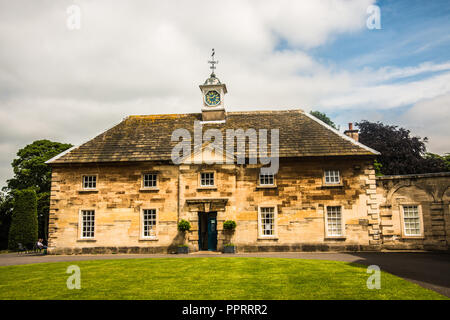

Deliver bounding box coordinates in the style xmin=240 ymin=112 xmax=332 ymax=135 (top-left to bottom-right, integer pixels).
xmin=227 ymin=109 xmax=304 ymax=114
xmin=127 ymin=114 xmax=192 ymax=119
xmin=127 ymin=109 xmax=304 ymax=118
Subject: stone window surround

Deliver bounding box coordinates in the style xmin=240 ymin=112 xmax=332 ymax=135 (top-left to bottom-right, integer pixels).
xmin=399 ymin=203 xmax=424 ymax=239
xmin=141 ymin=172 xmax=159 ymax=190
xmin=323 ymin=169 xmax=343 ymax=186
xmin=78 ymin=208 xmax=96 ymax=240
xmin=198 ymin=170 xmax=217 ymax=189
xmin=257 ymin=171 xmax=277 ymax=189
xmin=140 ymin=208 xmax=158 ymax=241
xmin=81 ymin=174 xmax=98 ymax=190
xmin=324 ymin=204 xmax=346 ymax=239
xmin=257 ymin=205 xmax=278 ymax=240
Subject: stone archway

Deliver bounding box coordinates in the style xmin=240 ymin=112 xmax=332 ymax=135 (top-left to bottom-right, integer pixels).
xmin=386 ymin=181 xmax=435 ymax=206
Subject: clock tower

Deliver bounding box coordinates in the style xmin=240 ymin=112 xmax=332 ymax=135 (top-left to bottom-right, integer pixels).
xmin=200 ymin=49 xmax=227 ymax=121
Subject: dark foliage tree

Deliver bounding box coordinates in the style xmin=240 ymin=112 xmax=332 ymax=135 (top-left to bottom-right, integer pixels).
xmin=8 ymin=189 xmax=38 ymax=250
xmin=3 ymin=140 xmax=72 ymax=244
xmin=356 ymin=120 xmax=447 ymax=175
xmin=0 ymin=192 xmax=13 ymax=249
xmin=310 ymin=111 xmax=337 ymax=129
xmin=37 ymin=192 xmax=50 ymax=241
xmin=6 ymin=140 xmax=73 ymax=194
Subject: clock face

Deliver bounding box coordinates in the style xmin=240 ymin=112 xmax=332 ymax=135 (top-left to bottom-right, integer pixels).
xmin=205 ymin=90 xmax=221 ymax=106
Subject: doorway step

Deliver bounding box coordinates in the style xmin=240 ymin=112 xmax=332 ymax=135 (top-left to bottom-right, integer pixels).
xmin=193 ymin=251 xmax=222 ymax=255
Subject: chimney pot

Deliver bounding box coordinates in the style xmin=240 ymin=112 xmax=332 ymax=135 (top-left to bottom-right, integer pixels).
xmin=344 ymin=122 xmax=359 ymax=141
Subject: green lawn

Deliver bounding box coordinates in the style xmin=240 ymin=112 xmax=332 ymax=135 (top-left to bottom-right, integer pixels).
xmin=0 ymin=257 xmax=446 ymax=300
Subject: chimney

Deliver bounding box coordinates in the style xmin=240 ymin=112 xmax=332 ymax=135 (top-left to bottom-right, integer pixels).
xmin=344 ymin=122 xmax=359 ymax=141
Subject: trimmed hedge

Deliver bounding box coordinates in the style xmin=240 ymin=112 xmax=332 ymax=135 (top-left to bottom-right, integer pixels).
xmin=8 ymin=189 xmax=38 ymax=250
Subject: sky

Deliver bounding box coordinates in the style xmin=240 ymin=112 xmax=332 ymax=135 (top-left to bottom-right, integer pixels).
xmin=0 ymin=0 xmax=449 ymax=187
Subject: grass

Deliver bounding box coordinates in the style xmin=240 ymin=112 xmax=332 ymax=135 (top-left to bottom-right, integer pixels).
xmin=0 ymin=257 xmax=447 ymax=300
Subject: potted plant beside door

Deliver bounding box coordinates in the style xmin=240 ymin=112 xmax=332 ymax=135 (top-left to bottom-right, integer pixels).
xmin=222 ymin=220 xmax=236 ymax=253
xmin=177 ymin=219 xmax=191 ymax=254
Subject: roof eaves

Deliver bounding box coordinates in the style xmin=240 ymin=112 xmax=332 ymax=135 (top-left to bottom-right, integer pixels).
xmin=45 ymin=145 xmax=77 ymax=164
xmin=45 ymin=117 xmax=129 ymax=164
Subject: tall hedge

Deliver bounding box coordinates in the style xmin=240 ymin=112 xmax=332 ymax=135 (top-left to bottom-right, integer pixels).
xmin=8 ymin=189 xmax=38 ymax=250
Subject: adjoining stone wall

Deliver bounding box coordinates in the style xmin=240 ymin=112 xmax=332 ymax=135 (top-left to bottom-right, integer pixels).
xmin=376 ymin=172 xmax=450 ymax=251
xmin=48 ymin=157 xmax=377 ymax=254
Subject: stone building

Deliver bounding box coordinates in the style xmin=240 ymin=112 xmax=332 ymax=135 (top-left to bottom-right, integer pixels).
xmin=46 ymin=66 xmax=450 ymax=254
xmin=376 ymin=172 xmax=450 ymax=251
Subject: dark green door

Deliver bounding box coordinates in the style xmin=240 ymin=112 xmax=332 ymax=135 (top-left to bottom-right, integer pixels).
xmin=207 ymin=215 xmax=217 ymax=251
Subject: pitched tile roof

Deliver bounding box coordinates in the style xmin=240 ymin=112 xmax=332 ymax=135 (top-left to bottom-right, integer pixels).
xmin=47 ymin=110 xmax=378 ymax=164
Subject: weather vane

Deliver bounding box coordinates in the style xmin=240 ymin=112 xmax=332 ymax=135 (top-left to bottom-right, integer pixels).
xmin=208 ymin=48 xmax=218 ymax=76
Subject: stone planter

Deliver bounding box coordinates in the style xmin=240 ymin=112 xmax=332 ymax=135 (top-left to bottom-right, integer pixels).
xmin=223 ymin=245 xmax=236 ymax=254
xmin=177 ymin=246 xmax=189 ymax=254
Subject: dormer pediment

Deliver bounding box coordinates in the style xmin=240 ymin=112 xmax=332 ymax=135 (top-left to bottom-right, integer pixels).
xmin=181 ymin=141 xmax=235 ymax=165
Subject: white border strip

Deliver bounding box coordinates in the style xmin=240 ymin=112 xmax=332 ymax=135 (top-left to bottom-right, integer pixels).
xmin=199 ymin=119 xmax=226 ymax=125
xmin=45 ymin=117 xmax=128 ymax=164
xmin=303 ymin=111 xmax=380 ymax=155
xmin=45 ymin=145 xmax=77 ymax=164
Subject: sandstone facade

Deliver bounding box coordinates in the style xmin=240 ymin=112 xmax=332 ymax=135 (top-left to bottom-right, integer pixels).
xmin=48 ymin=157 xmax=388 ymax=254
xmin=48 ymin=160 xmax=450 ymax=254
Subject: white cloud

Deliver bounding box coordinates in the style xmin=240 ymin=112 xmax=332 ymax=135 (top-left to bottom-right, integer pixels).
xmin=400 ymin=94 xmax=450 ymax=154
xmin=319 ymin=71 xmax=450 ymax=110
xmin=356 ymin=61 xmax=450 ymax=84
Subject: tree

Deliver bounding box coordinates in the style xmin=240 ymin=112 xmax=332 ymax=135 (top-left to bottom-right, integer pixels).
xmin=8 ymin=189 xmax=38 ymax=250
xmin=3 ymin=140 xmax=72 ymax=242
xmin=356 ymin=120 xmax=447 ymax=175
xmin=6 ymin=140 xmax=73 ymax=194
xmin=373 ymin=159 xmax=383 ymax=176
xmin=0 ymin=192 xmax=13 ymax=249
xmin=37 ymin=192 xmax=50 ymax=241
xmin=310 ymin=111 xmax=337 ymax=129
xmin=425 ymin=153 xmax=450 ymax=171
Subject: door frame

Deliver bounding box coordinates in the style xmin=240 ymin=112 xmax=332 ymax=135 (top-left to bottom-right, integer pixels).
xmin=198 ymin=211 xmax=217 ymax=251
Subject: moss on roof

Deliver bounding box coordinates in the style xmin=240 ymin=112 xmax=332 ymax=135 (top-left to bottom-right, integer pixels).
xmin=48 ymin=109 xmax=377 ymax=164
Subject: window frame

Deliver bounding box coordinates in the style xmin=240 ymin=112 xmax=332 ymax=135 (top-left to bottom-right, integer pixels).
xmin=258 ymin=171 xmax=276 ymax=188
xmin=323 ymin=170 xmax=341 ymax=185
xmin=198 ymin=171 xmax=216 ymax=188
xmin=79 ymin=209 xmax=96 ymax=239
xmin=81 ymin=174 xmax=98 ymax=190
xmin=140 ymin=208 xmax=158 ymax=240
xmin=400 ymin=204 xmax=424 ymax=238
xmin=257 ymin=205 xmax=278 ymax=239
xmin=141 ymin=172 xmax=158 ymax=189
xmin=324 ymin=205 xmax=345 ymax=238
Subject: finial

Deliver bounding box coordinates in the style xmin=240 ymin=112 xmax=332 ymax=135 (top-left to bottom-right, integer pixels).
xmin=208 ymin=48 xmax=218 ymax=77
